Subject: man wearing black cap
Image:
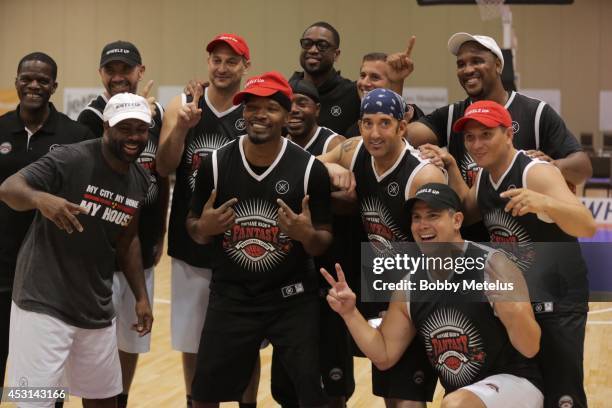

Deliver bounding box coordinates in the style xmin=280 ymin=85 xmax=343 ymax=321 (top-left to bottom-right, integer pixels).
xmin=187 ymin=71 xmax=332 ymax=408
xmin=407 ymin=32 xmax=590 ymax=191
xmin=321 ymin=182 xmax=544 ymax=408
xmin=271 ymin=80 xmax=354 ymax=408
xmin=0 ymin=52 xmax=94 ymax=397
xmin=320 ymin=88 xmax=446 ymax=407
xmin=156 ymin=33 xmax=251 ymax=406
xmin=77 ymin=40 xmax=168 ymax=408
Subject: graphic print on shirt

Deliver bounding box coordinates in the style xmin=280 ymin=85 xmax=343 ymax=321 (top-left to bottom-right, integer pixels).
xmin=420 ymin=308 xmax=486 ymax=388
xmin=360 ymin=195 xmax=408 ymax=255
xmin=483 ymin=208 xmax=535 ymax=272
xmin=223 ymin=198 xmax=293 ymax=272
xmin=137 ymin=138 xmax=158 ymax=206
xmin=79 ymin=184 xmax=140 ymax=227
xmin=183 ymin=132 xmax=231 ymax=191
xmin=458 ymin=152 xmax=480 ymax=188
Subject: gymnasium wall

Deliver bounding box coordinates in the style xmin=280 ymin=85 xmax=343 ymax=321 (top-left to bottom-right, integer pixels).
xmin=0 ymin=0 xmax=608 ymax=144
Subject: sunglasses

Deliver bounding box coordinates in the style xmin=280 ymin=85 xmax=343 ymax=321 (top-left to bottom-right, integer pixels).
xmin=299 ymin=38 xmax=335 ymax=52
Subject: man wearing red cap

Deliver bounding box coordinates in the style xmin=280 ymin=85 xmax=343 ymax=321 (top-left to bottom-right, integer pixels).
xmin=407 ymin=32 xmax=590 ymax=202
xmin=156 ymin=33 xmax=251 ymax=406
xmin=421 ymin=100 xmax=595 ymax=408
xmin=186 ymin=71 xmax=333 ymax=408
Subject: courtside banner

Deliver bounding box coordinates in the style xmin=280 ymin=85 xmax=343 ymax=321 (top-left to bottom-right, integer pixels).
xmin=581 ymin=197 xmax=612 ymax=224
xmin=62 ymin=87 xmax=103 ymax=120
xmin=357 ymin=242 xmax=611 ymax=303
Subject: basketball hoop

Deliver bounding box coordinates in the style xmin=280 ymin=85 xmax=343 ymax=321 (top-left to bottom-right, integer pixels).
xmin=475 ymin=0 xmax=506 ymax=20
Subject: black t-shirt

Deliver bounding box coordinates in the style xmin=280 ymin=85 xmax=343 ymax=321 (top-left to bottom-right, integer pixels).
xmin=190 ymin=136 xmax=331 ymax=308
xmin=77 ymin=94 xmax=165 ymax=269
xmin=289 ymin=70 xmax=360 ymax=135
xmin=418 ymin=91 xmax=581 ymax=187
xmin=169 ymin=89 xmax=245 ymax=267
xmin=410 ymin=242 xmax=542 ymax=393
xmin=0 ymin=103 xmax=95 ymax=291
xmin=475 ymin=151 xmax=589 ymax=311
xmin=12 ymin=139 xmax=150 ymax=328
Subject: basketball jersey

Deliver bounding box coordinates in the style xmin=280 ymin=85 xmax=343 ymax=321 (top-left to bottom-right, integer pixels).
xmin=419 ymin=91 xmax=581 ymax=187
xmin=351 ymin=139 xmax=428 ymax=250
xmin=409 ymin=242 xmax=541 ymax=393
xmin=296 ymin=126 xmax=338 ymax=156
xmin=476 ymin=151 xmax=589 ymax=309
xmin=78 ymin=94 xmax=164 ymax=269
xmin=167 ymin=88 xmax=245 ymax=267
xmin=208 ymin=136 xmax=326 ymax=305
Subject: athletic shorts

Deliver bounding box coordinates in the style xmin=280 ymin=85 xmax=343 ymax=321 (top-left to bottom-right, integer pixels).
xmin=270 ymin=295 xmax=355 ymax=406
xmin=191 ymin=292 xmax=327 ymax=406
xmin=1 ymin=290 xmax=11 ymax=389
xmin=112 ymin=268 xmax=154 ymax=353
xmin=371 ymin=336 xmax=436 ymax=401
xmin=170 ymin=258 xmax=212 ymax=353
xmin=461 ymin=374 xmax=543 ymax=408
xmin=535 ymin=309 xmax=587 ymax=408
xmin=8 ymin=303 xmax=122 ymax=404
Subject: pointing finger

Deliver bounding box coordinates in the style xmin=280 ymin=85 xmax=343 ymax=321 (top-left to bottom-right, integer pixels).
xmin=141 ymin=80 xmax=154 ymax=98
xmin=405 ymin=36 xmax=416 ymax=57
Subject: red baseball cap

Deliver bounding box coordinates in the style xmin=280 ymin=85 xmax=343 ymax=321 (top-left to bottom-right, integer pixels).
xmin=452 ymin=100 xmax=512 ymax=132
xmin=206 ymin=33 xmax=250 ymax=60
xmin=233 ymin=71 xmax=293 ymax=110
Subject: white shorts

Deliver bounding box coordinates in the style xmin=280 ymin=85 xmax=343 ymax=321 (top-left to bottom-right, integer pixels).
xmin=112 ymin=268 xmax=154 ymax=353
xmin=170 ymin=258 xmax=212 ymax=353
xmin=8 ymin=303 xmax=122 ymax=405
xmin=461 ymin=373 xmax=543 ymax=408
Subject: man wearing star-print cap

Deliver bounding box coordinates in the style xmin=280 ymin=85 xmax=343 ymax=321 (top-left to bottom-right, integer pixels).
xmin=318 ymin=87 xmax=446 ymax=406
xmin=186 ymin=71 xmax=333 ymax=407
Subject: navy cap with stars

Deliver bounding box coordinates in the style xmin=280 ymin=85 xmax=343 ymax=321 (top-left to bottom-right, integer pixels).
xmin=359 ymin=88 xmax=406 ymax=121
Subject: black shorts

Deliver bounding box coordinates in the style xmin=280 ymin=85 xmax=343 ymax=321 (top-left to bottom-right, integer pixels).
xmin=271 ymin=295 xmax=355 ymax=406
xmin=191 ymin=292 xmax=327 ymax=406
xmin=0 ymin=290 xmax=11 ymax=390
xmin=372 ymin=337 xmax=436 ymax=401
xmin=535 ymin=308 xmax=587 ymax=408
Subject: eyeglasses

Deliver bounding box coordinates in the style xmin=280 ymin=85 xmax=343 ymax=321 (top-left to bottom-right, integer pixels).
xmin=299 ymin=38 xmax=335 ymax=52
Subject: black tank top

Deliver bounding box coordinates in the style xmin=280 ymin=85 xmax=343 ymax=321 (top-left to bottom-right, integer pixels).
xmin=476 ymin=151 xmax=588 ymax=310
xmin=209 ymin=137 xmax=319 ymax=305
xmin=168 ymin=89 xmax=245 ymax=267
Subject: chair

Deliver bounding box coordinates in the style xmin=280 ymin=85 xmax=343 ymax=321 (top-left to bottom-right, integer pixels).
xmin=584 ymin=156 xmax=612 ymax=197
xmin=580 ymin=133 xmax=594 ymax=153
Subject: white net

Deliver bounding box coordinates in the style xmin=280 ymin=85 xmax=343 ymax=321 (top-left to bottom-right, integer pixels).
xmin=475 ymin=0 xmax=506 ymax=20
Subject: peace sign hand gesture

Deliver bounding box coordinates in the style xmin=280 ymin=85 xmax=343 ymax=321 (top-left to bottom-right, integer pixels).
xmin=139 ymin=80 xmax=157 ymax=116
xmin=321 ymin=263 xmax=357 ymax=317
xmin=177 ymin=82 xmax=204 ymax=130
xmin=386 ymin=36 xmax=416 ymax=83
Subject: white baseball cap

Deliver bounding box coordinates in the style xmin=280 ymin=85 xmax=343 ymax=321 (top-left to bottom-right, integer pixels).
xmin=448 ymin=32 xmax=504 ymax=70
xmin=103 ymin=93 xmax=151 ymax=127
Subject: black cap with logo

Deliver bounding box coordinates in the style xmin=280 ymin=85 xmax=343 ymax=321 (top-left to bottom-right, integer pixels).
xmin=406 ymin=183 xmax=461 ymax=213
xmin=99 ymin=41 xmax=142 ymax=68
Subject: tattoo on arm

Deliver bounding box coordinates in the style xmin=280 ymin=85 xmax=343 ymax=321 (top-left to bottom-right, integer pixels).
xmin=338 ymin=139 xmax=358 ymax=162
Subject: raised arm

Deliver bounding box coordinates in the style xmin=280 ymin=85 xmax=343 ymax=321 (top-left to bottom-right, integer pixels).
xmin=321 ymin=264 xmax=416 ymax=370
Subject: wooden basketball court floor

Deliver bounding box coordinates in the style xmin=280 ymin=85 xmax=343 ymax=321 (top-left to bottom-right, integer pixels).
xmin=3 ymin=250 xmax=608 ymax=407
xmin=3 ymin=249 xmax=612 ymax=407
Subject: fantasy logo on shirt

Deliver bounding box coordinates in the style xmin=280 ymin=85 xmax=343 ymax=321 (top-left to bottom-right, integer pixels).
xmin=483 ymin=208 xmax=535 ymax=272
xmin=79 ymin=184 xmax=139 ymax=227
xmin=223 ymin=198 xmax=293 ymax=273
xmin=459 ymin=153 xmax=480 ymax=188
xmin=360 ymin=195 xmax=408 ymax=256
xmin=420 ymin=308 xmax=486 ymax=388
xmin=137 ymin=138 xmax=158 ymax=206
xmin=183 ymin=132 xmax=231 ymax=191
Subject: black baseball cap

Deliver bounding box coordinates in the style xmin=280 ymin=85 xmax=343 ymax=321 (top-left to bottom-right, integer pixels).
xmin=290 ymin=80 xmax=320 ymax=104
xmin=100 ymin=41 xmax=142 ymax=68
xmin=406 ymin=183 xmax=461 ymax=214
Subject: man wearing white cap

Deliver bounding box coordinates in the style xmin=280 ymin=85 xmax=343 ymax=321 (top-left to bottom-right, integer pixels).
xmin=0 ymin=93 xmax=153 ymax=408
xmin=407 ymin=32 xmax=590 ymax=194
